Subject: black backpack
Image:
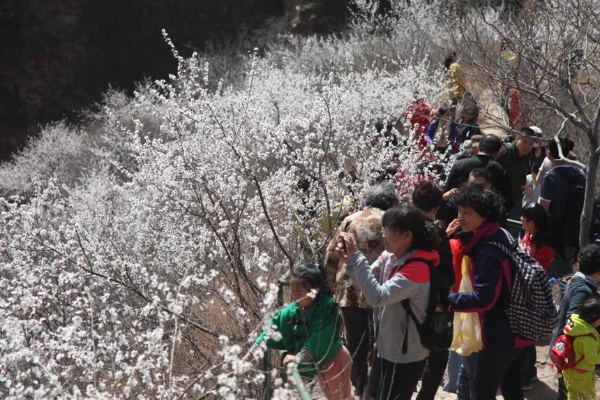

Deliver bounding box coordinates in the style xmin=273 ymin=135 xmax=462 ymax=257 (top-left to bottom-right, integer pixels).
xmin=400 ymin=258 xmax=454 ymax=352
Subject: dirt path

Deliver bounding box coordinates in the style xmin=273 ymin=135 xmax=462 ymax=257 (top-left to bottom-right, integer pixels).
xmin=305 ymin=342 xmax=599 ymax=400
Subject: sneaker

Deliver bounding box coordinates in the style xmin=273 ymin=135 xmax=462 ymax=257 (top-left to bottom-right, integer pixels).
xmin=522 ymin=380 xmax=533 ymax=391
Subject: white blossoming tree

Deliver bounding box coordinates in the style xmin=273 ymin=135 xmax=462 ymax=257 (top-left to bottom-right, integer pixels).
xmin=447 ymin=0 xmax=600 ymax=246
xmin=0 ymin=2 xmax=453 ymax=398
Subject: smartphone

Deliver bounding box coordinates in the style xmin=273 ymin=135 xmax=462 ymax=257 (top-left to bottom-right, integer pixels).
xmin=337 ymin=236 xmax=347 ymax=253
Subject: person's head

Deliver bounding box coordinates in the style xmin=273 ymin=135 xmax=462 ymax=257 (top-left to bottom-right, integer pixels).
xmin=547 ymin=136 xmax=575 ymax=160
xmin=444 ymin=51 xmax=457 ymax=69
xmin=434 ymin=106 xmax=449 ymax=120
xmin=454 ymin=182 xmax=503 ymax=233
xmin=381 ymin=205 xmax=440 ymax=257
xmin=478 ymin=134 xmax=503 ymax=157
xmin=520 ymin=203 xmax=549 ymax=235
xmin=364 ymin=181 xmax=399 ymax=211
xmin=530 ymin=126 xmax=543 ymax=149
xmin=290 ymin=262 xmax=332 ymax=308
xmin=577 ymin=243 xmax=600 ymax=282
xmin=468 ymin=168 xmax=492 ymax=189
xmin=412 ymin=180 xmax=444 ymax=213
xmin=578 ymin=298 xmax=600 ymax=328
xmin=515 ymin=127 xmax=536 ymax=156
xmin=460 ymin=105 xmax=479 ymax=122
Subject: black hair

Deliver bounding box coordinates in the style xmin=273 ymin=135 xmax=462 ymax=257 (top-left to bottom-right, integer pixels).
xmin=382 ymin=205 xmax=441 ymax=251
xmin=469 ymin=168 xmax=491 ymax=183
xmin=521 ymin=203 xmax=551 ymax=246
xmin=578 ymin=298 xmax=600 ymax=324
xmin=548 ymin=137 xmax=575 ymax=159
xmin=291 ymin=262 xmax=333 ymax=297
xmin=364 ymin=181 xmax=399 ymax=210
xmin=444 ymin=51 xmax=457 ymax=69
xmin=412 ymin=180 xmax=443 ymax=212
xmin=577 ymin=243 xmax=600 ymax=275
xmin=375 ymin=121 xmax=384 ymax=133
xmin=532 ymin=161 xmax=542 ymax=174
xmin=478 ymin=134 xmax=503 ymax=154
xmin=453 ymin=182 xmax=503 ymax=222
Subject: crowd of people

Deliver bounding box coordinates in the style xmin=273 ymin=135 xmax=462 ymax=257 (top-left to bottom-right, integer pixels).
xmin=242 ymin=52 xmax=600 ymax=400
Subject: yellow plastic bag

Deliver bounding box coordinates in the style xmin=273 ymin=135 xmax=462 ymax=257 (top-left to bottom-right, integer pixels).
xmin=449 ymin=256 xmax=483 ymax=356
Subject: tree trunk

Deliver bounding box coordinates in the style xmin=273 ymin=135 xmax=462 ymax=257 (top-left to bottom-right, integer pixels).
xmin=580 ymin=118 xmax=600 ymax=247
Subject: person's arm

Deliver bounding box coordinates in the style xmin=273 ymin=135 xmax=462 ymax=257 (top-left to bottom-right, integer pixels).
xmin=425 ymin=120 xmax=437 ymax=144
xmin=566 ymin=286 xmax=594 ymax=319
xmin=578 ymin=335 xmax=600 ymax=365
xmin=538 ymin=198 xmax=550 ymax=212
xmin=347 ymin=252 xmax=425 ymax=307
xmin=538 ymin=172 xmax=553 ymax=212
xmin=243 ymin=310 xmax=287 ymax=362
xmin=443 ymin=163 xmax=460 ymax=192
xmin=449 ymin=246 xmax=505 ymax=311
xmin=323 ymin=228 xmax=343 ymax=295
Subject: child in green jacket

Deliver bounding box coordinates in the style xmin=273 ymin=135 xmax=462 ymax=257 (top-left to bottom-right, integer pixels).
xmin=563 ymin=298 xmax=600 ymax=400
xmin=243 ymin=263 xmax=352 ymax=399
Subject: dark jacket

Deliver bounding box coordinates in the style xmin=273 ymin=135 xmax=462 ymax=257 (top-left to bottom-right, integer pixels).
xmin=449 ymin=222 xmax=528 ymax=348
xmin=550 ymin=273 xmax=600 ymax=347
xmin=444 ymin=154 xmax=513 ymax=211
xmin=496 ymin=143 xmax=530 ymax=202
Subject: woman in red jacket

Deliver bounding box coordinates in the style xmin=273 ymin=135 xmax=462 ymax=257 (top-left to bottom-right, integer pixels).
xmin=520 ymin=203 xmax=555 ymax=273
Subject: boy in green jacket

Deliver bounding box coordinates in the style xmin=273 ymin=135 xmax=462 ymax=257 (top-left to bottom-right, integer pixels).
xmin=243 ymin=263 xmax=352 ymax=399
xmin=563 ymin=298 xmax=600 ymax=400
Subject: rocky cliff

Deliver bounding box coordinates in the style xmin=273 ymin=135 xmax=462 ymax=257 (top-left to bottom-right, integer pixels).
xmin=0 ymin=0 xmax=285 ymax=160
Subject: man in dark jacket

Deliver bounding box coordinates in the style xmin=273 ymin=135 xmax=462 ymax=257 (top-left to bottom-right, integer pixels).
xmin=496 ymin=127 xmax=536 ymax=219
xmin=443 ymin=134 xmax=512 ymax=210
xmin=551 ymin=243 xmax=600 ymax=400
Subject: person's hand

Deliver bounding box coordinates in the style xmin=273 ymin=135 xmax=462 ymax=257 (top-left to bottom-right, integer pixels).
xmin=443 ymin=188 xmax=458 ymax=201
xmin=446 ymin=219 xmax=461 ymax=236
xmin=336 ymin=231 xmax=359 ymax=263
xmin=282 ymin=354 xmax=297 ymax=367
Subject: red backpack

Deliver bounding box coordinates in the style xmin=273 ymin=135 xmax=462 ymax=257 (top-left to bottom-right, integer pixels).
xmin=550 ymin=332 xmax=595 ymax=373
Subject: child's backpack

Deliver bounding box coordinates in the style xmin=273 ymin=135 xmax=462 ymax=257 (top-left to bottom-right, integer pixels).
xmin=401 ymin=258 xmax=454 ymax=352
xmin=485 ymin=231 xmax=558 ymax=341
xmin=550 ymin=332 xmax=595 ymax=373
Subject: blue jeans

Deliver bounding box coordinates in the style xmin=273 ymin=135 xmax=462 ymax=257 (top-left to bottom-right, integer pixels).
xmin=457 ymin=353 xmax=478 ymax=400
xmin=379 ymin=357 xmax=426 ymax=400
xmin=442 ymin=350 xmax=461 ymax=393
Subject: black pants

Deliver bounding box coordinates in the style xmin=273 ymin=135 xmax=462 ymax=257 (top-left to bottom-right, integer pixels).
xmin=415 ymin=349 xmax=449 ymax=400
xmin=341 ymin=307 xmax=373 ymax=396
xmin=521 ymin=344 xmax=537 ymax=382
xmin=475 ymin=346 xmax=526 ymax=400
xmin=555 ymin=376 xmax=567 ymax=400
xmin=379 ymin=358 xmax=426 ymax=400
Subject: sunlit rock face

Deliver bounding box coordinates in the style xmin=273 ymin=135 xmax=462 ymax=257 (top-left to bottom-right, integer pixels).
xmin=0 ymin=0 xmax=284 ymax=161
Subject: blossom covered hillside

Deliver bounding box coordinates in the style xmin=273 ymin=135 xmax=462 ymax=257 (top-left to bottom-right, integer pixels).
xmin=0 ymin=3 xmax=453 ymax=398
